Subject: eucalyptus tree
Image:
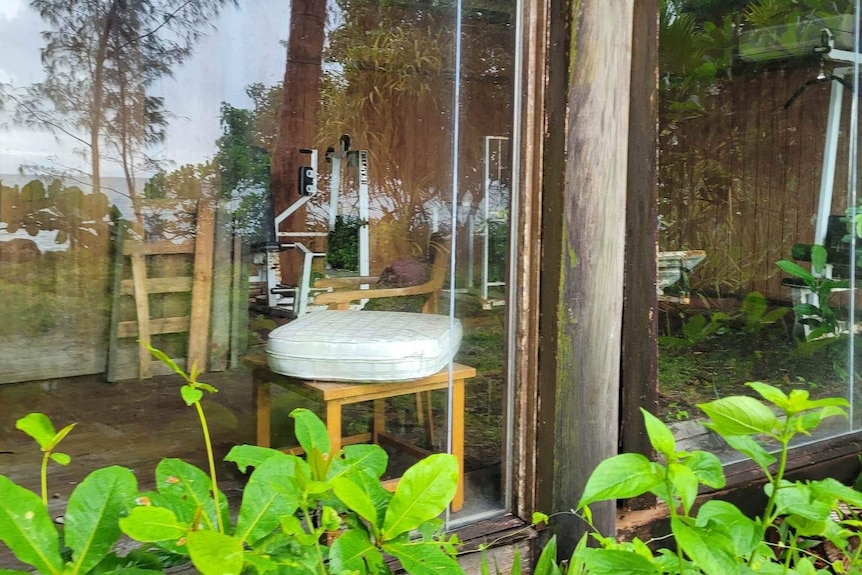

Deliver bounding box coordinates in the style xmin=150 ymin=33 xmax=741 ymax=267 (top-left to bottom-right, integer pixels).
xmin=7 ymin=0 xmax=234 ymax=216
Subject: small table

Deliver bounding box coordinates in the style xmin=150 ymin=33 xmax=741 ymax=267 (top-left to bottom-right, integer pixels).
xmin=252 ymin=362 xmax=476 ymax=511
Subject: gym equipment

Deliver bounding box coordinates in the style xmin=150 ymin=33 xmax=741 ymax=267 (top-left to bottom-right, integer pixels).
xmin=252 ymin=136 xmax=370 ymax=316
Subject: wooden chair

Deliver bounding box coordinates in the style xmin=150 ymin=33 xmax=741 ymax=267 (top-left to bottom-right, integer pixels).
xmin=310 ymin=241 xmax=450 ymax=446
xmin=312 ymin=241 xmax=448 ymax=313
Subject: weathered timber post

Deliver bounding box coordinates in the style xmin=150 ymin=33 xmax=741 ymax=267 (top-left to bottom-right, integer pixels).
xmin=537 ymin=0 xmax=635 ymax=556
xmin=621 ymin=0 xmax=659 ymax=508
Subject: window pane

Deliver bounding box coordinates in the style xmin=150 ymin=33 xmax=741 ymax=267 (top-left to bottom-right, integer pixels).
xmin=657 ymin=1 xmax=859 ymax=460
xmin=0 ymin=0 xmax=518 ymax=526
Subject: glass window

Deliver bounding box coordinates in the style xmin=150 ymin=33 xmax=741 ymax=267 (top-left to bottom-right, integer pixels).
xmin=657 ymin=0 xmax=860 ymax=460
xmin=0 ymin=0 xmax=520 ymax=524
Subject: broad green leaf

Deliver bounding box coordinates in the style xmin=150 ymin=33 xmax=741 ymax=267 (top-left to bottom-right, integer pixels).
xmin=382 ymin=453 xmax=458 ymax=540
xmin=774 ymin=483 xmax=830 ymax=522
xmin=290 ymin=408 xmax=331 ymax=456
xmin=578 ymin=453 xmax=662 ymax=508
xmin=776 ymin=260 xmax=815 ymax=284
xmin=811 ymin=245 xmax=827 ymax=273
xmin=98 ymin=569 xmax=164 ymax=575
xmin=328 ymin=444 xmax=389 ymax=481
xmin=186 ymin=530 xmax=244 ymax=575
xmin=180 ymin=386 xmax=203 ymax=406
xmin=331 ymin=476 xmax=379 ymax=529
xmin=721 ymin=435 xmax=776 ymax=469
xmin=788 ymin=393 xmax=848 ymax=416
xmin=685 ymin=450 xmax=725 ymax=489
xmin=339 ymin=463 xmax=392 ymax=525
xmin=279 ymin=516 xmax=319 ymax=546
xmin=0 ymin=476 xmax=63 ymax=575
xmin=65 ymin=466 xmax=138 ymax=575
xmin=672 ymin=517 xmax=739 ymax=575
xmin=384 ymin=541 xmax=464 ymax=575
xmin=119 ymin=507 xmax=189 ymax=543
xmin=669 ymin=463 xmax=698 ymax=514
xmin=154 ymin=459 xmax=221 ymax=531
xmin=329 ymin=529 xmax=378 ymax=574
xmin=641 ymin=408 xmax=676 ymax=458
xmin=696 ymin=500 xmax=761 ymax=556
xmin=811 ymin=477 xmax=862 ymax=508
xmin=235 ymin=452 xmax=306 ymax=544
xmin=15 ymin=413 xmax=56 ymax=450
xmin=746 ymin=382 xmax=788 ymax=410
xmin=741 ymin=292 xmax=767 ymax=322
xmin=224 ymin=445 xmax=283 ymax=473
xmin=49 ymin=453 xmax=71 ymax=466
xmin=574 ymin=548 xmax=658 ymax=574
xmin=795 ymin=406 xmax=847 ymax=434
xmin=699 ymin=396 xmax=777 ymax=436
xmin=532 ymin=535 xmax=561 ymax=575
xmin=241 ymin=552 xmax=279 ymax=575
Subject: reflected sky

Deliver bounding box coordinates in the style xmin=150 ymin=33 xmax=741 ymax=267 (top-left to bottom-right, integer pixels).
xmin=0 ymin=1 xmax=290 ymax=177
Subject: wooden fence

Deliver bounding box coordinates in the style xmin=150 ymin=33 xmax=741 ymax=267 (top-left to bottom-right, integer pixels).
xmin=659 ymin=65 xmax=854 ymax=302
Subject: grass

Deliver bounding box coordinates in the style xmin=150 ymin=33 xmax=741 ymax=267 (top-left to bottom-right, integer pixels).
xmin=658 ymin=302 xmax=853 ymax=422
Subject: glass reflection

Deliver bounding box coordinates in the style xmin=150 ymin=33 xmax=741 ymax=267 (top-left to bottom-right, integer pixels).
xmin=657 ymin=0 xmax=860 ymax=460
xmin=0 ymin=0 xmax=517 ymax=519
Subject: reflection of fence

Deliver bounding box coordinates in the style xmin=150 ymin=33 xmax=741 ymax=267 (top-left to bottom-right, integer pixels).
xmin=107 ymin=200 xmax=247 ymax=381
xmin=660 ymin=66 xmax=846 ymax=301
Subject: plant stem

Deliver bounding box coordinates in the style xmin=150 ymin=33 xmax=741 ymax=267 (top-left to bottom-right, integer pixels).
xmin=663 ymin=474 xmax=686 ymax=575
xmin=40 ymin=452 xmax=49 ymax=507
xmin=194 ymin=400 xmax=224 ymax=533
xmin=302 ymin=506 xmax=327 ymax=575
xmin=749 ymin=432 xmax=790 ymax=568
xmin=763 ymin=436 xmax=790 ymax=526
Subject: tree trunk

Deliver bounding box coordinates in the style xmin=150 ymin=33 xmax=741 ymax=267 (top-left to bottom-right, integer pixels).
xmin=270 ymin=0 xmax=327 ymax=286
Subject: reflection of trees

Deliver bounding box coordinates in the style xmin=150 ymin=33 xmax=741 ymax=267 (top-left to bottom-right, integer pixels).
xmin=317 ymin=1 xmax=515 ymax=263
xmin=3 ymin=0 xmax=232 ymax=221
xmin=0 ymin=179 xmax=110 ymax=251
xmin=141 ymin=164 xmax=218 ymax=242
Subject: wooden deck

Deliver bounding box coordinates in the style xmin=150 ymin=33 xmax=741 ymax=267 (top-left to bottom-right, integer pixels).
xmin=0 ymin=362 xmax=507 ymax=571
xmin=0 ymin=368 xmax=256 ymax=570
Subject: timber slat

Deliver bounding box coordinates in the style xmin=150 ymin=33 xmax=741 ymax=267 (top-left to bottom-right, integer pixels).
xmin=130 ymin=253 xmax=152 ymax=378
xmin=118 ymin=316 xmax=190 ymax=338
xmin=123 ymin=241 xmax=195 ymax=256
xmin=120 ymin=277 xmax=193 ymax=296
xmin=186 ymin=200 xmax=215 ymax=373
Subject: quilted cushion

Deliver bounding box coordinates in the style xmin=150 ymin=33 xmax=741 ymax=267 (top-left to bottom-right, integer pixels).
xmin=266 ymin=310 xmax=463 ymax=382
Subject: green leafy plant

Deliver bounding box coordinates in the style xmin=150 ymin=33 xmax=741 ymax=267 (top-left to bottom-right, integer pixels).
xmin=566 ymin=383 xmax=860 ymax=574
xmin=0 ymin=346 xmax=465 ymax=575
xmin=327 ymin=215 xmax=365 ymax=271
xmin=0 ymin=413 xmax=146 ymax=575
xmin=777 ymin=245 xmax=849 ymax=341
xmin=736 ymin=291 xmax=789 ymax=334
xmin=659 ymin=311 xmax=729 ymax=349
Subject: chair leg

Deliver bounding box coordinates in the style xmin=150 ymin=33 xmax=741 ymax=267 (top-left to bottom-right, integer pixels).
xmin=451 ymin=379 xmax=465 ymax=512
xmin=254 ymin=379 xmax=271 ymax=448
xmin=415 ymin=392 xmax=435 ymax=447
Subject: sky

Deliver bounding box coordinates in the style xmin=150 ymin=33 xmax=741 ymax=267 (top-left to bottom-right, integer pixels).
xmin=0 ymin=0 xmax=291 ymax=179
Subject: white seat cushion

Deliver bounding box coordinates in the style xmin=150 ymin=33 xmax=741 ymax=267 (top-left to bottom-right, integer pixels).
xmin=266 ymin=311 xmax=463 ymax=382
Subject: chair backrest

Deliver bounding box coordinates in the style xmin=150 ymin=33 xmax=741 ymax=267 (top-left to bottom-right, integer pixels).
xmin=421 ymin=240 xmax=449 ymax=314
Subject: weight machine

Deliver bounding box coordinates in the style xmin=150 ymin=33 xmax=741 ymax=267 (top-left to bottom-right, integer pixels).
xmin=252 ymin=136 xmax=370 ymax=316
xmin=740 ymin=16 xmax=860 ymax=335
